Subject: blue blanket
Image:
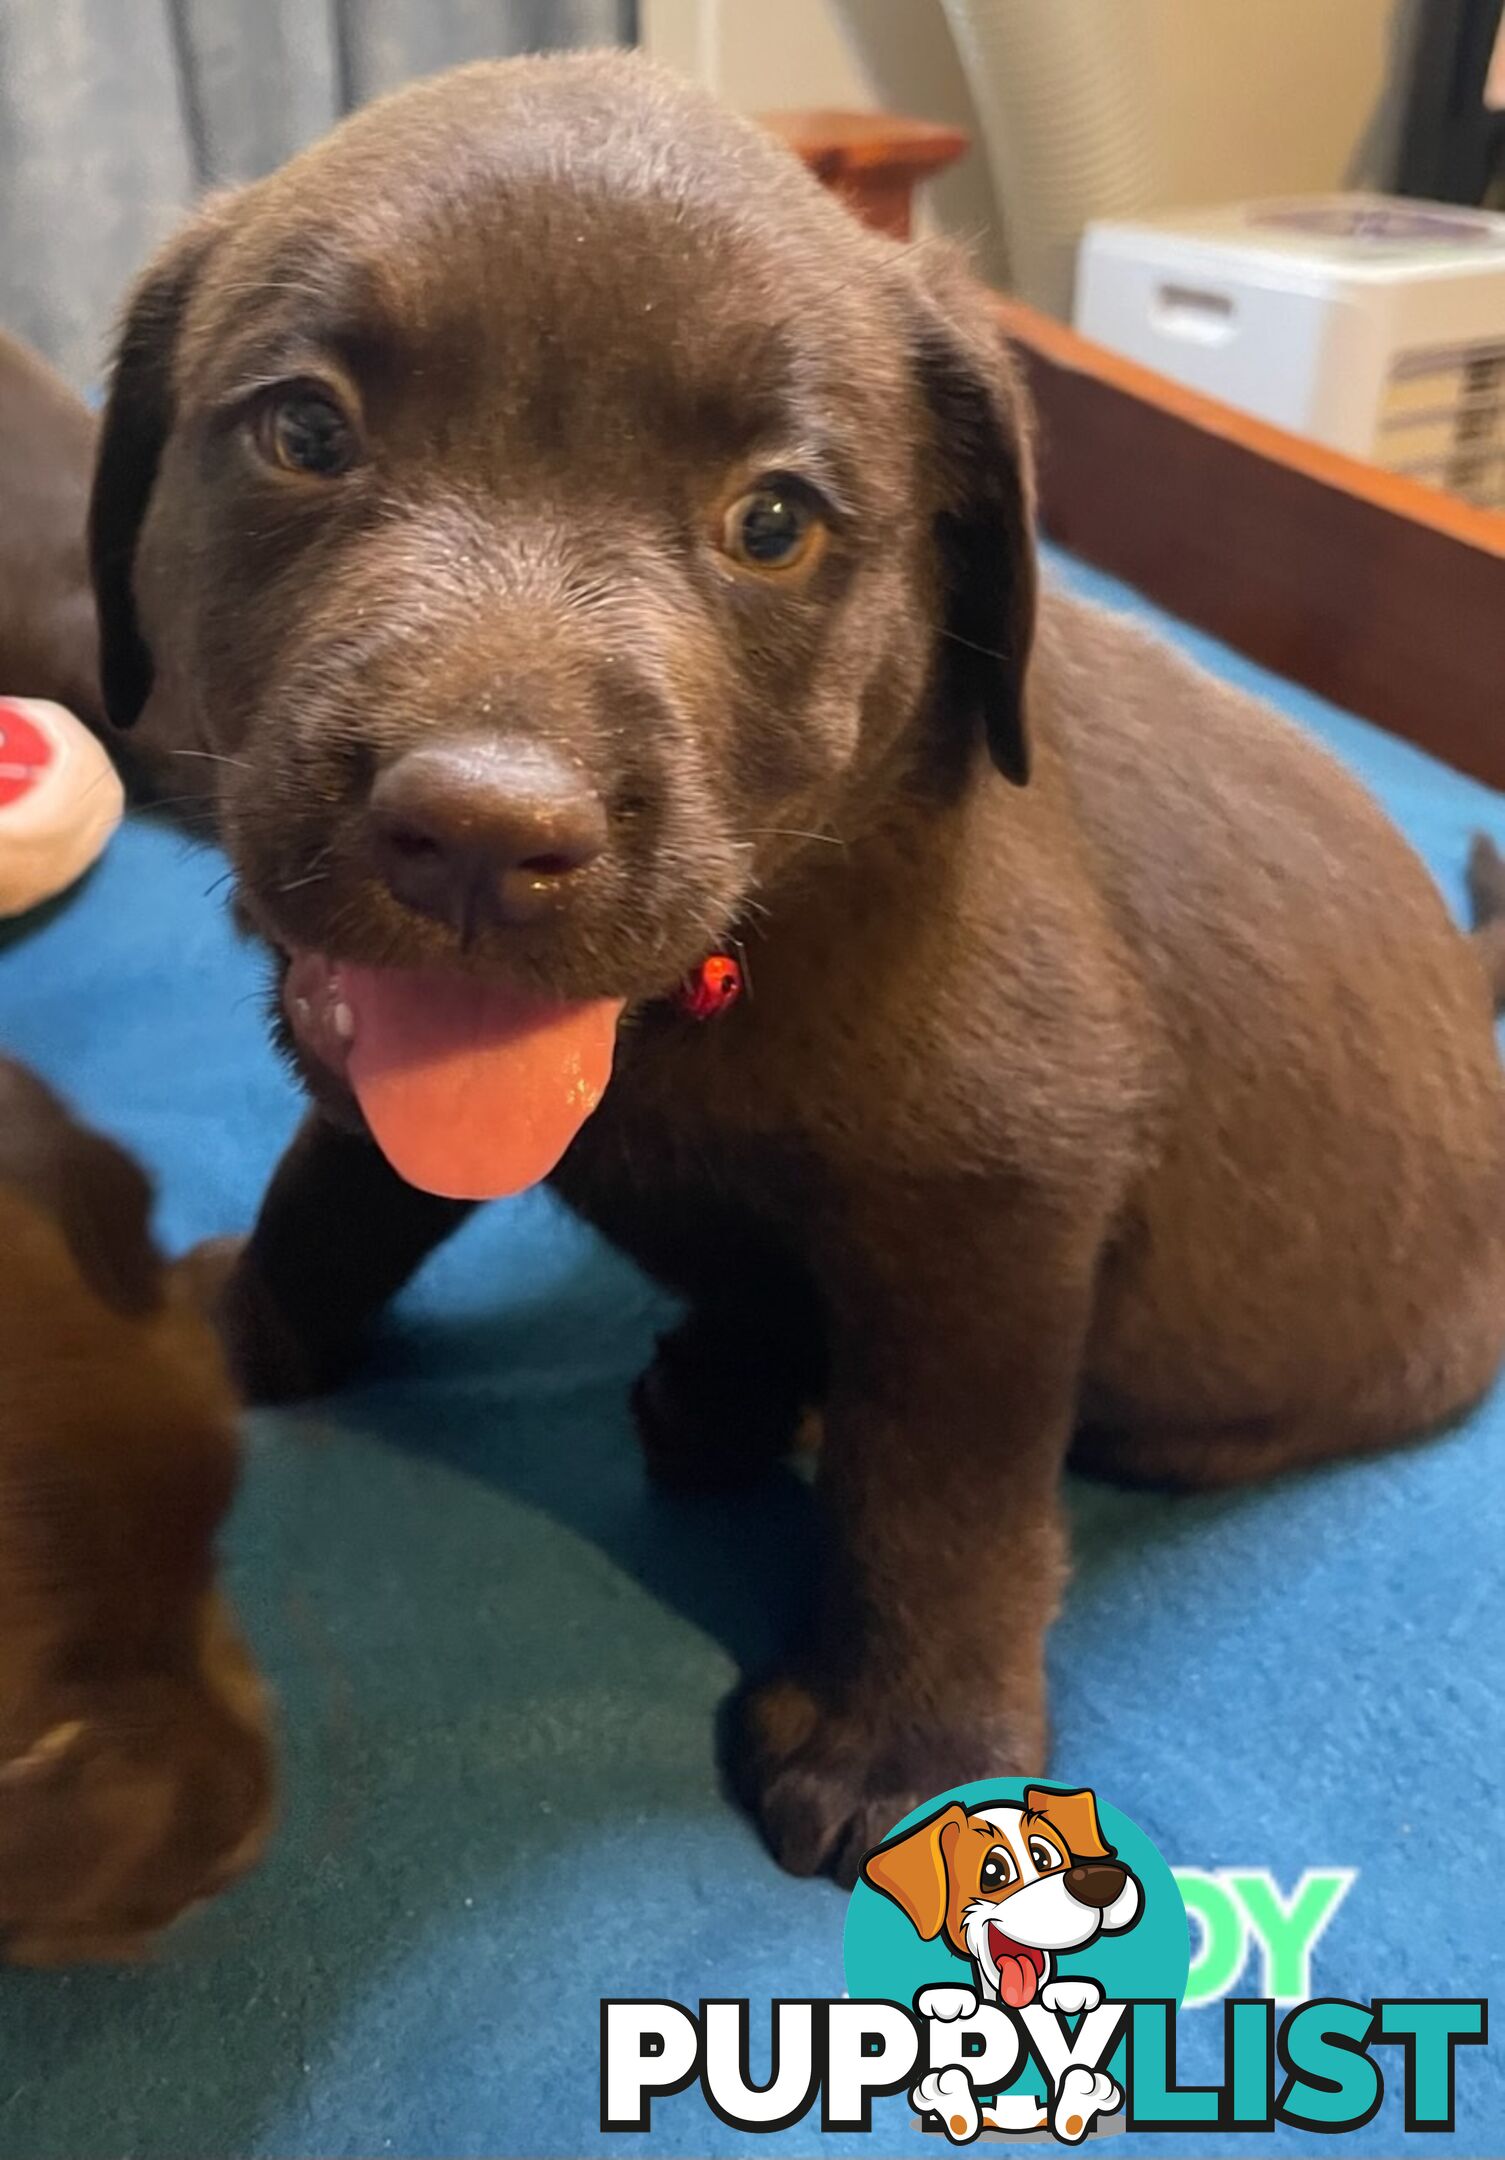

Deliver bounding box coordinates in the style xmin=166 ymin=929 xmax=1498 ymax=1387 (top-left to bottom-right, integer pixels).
xmin=0 ymin=553 xmax=1499 ymax=2158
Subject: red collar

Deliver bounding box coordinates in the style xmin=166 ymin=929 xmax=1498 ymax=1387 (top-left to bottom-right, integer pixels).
xmin=672 ymin=949 xmax=745 ymax=1020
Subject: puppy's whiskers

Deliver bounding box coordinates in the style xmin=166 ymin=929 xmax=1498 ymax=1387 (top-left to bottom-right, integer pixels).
xmin=938 ymin=626 xmax=1017 ymax=666
xmin=166 ymin=747 xmax=255 ymax=772
xmin=276 ymin=847 xmax=335 ymax=898
xmin=739 ymin=825 xmax=846 ymax=849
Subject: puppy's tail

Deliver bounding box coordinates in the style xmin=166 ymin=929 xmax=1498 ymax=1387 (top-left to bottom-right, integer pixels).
xmin=1466 ymin=834 xmax=1505 ymax=1013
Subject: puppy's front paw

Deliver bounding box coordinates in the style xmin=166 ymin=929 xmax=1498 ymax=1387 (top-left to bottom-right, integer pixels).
xmin=729 ymin=1676 xmax=1037 ymax=1886
xmin=632 ymin=1315 xmax=807 ymax=1494
xmin=729 ymin=1677 xmax=919 ymax=1883
xmin=185 ymin=1241 xmax=351 ymax=1404
xmin=916 ymin=1985 xmax=979 ymax=2023
xmin=1040 ymin=1977 xmax=1102 ymax=2016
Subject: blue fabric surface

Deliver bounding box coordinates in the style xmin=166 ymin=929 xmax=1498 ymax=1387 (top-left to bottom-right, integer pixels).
xmin=0 ymin=552 xmax=1500 ymax=2158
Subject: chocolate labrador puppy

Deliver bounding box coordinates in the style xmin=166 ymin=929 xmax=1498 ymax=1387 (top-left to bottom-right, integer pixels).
xmin=87 ymin=55 xmax=1505 ymax=1882
xmin=0 ymin=1061 xmax=273 ymax=1960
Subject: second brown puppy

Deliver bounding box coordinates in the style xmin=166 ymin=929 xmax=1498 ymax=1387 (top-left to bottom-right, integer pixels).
xmin=87 ymin=56 xmax=1505 ymax=1883
xmin=0 ymin=1062 xmax=273 ymax=1961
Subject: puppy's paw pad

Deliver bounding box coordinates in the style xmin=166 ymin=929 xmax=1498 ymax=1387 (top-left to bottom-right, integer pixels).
xmin=1041 ymin=1977 xmax=1102 ymax=2016
xmin=1053 ymin=2066 xmax=1120 ymax=2143
xmin=912 ymin=2066 xmax=979 ymax=2144
xmin=916 ymin=1984 xmax=979 ymax=2023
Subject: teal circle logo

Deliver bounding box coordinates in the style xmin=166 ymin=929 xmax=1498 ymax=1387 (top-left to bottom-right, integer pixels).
xmin=844 ymin=1781 xmax=1188 ymax=2125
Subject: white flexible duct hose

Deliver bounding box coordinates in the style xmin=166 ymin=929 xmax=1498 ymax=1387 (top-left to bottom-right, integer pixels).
xmin=939 ymin=0 xmax=1167 ymax=316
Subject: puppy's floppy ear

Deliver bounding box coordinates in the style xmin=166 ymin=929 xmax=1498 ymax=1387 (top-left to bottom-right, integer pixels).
xmin=1026 ymin=1785 xmax=1113 ymax=1863
xmin=905 ymin=247 xmax=1037 ymax=787
xmin=0 ymin=1059 xmax=164 ymax=1317
xmin=88 ymin=211 xmax=226 ymax=731
xmin=861 ymin=1802 xmax=968 ymax=1940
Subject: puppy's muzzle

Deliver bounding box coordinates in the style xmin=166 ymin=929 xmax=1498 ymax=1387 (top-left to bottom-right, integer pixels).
xmin=369 ymin=736 xmax=607 ymax=932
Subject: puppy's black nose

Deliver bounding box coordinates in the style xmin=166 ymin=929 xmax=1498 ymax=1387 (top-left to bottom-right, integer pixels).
xmin=370 ymin=739 xmax=606 ymax=931
xmin=1065 ymin=1862 xmax=1127 ymax=1910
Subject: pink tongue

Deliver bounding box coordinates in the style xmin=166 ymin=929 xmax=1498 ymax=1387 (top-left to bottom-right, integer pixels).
xmin=340 ymin=964 xmax=624 ymax=1201
xmin=997 ymin=1953 xmax=1038 ymax=2009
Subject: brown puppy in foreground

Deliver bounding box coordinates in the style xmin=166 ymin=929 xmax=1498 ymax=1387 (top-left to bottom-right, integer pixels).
xmin=89 ymin=55 xmax=1505 ymax=1882
xmin=0 ymin=1062 xmax=273 ymax=1960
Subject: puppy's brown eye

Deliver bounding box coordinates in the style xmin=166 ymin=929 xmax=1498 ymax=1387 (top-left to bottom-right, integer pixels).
xmin=257 ymin=390 xmax=358 ymax=478
xmin=1028 ymin=1837 xmax=1061 ymax=1873
xmin=720 ymin=483 xmax=822 ymax=573
xmin=980 ymin=1845 xmax=1017 ymax=1891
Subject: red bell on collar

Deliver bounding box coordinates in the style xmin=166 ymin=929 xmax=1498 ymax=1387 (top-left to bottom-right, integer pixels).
xmin=675 ymin=951 xmax=744 ymax=1020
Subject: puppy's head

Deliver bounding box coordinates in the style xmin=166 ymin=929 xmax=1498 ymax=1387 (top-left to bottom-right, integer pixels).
xmin=88 ymin=53 xmax=1035 ymax=1101
xmin=0 ymin=1062 xmax=274 ymax=1963
xmin=862 ymin=1787 xmax=1142 ymax=2006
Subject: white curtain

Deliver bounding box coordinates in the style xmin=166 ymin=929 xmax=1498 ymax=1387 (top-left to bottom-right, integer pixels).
xmin=0 ymin=0 xmax=634 ymax=388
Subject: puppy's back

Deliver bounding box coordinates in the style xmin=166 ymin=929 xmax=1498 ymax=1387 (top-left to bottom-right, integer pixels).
xmin=0 ymin=332 xmax=99 ymax=723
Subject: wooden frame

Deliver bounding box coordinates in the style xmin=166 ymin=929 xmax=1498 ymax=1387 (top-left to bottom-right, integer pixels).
xmin=760 ymin=110 xmax=971 ymax=241
xmin=1002 ymin=300 xmax=1505 ymax=788
xmin=767 ymin=111 xmax=1505 ymax=788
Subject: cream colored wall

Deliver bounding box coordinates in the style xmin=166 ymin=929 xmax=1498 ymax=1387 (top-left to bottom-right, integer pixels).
xmin=1143 ymin=0 xmax=1396 ymax=204
xmin=641 ymin=1 xmax=872 ymax=111
xmin=641 ymin=0 xmax=1403 ymax=311
xmin=639 ymin=0 xmax=1005 ymax=278
xmin=643 ymin=0 xmax=1398 ymax=199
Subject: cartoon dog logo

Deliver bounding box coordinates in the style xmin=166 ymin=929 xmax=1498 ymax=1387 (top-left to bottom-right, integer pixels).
xmin=861 ymin=1786 xmax=1143 ymax=2143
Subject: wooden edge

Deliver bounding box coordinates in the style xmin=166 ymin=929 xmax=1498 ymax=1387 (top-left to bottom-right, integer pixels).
xmin=995 ymin=297 xmax=1505 ymax=786
xmin=998 ymin=298 xmax=1505 ymax=561
xmin=760 ymin=109 xmax=970 ymax=185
